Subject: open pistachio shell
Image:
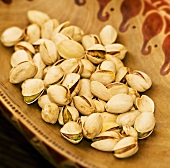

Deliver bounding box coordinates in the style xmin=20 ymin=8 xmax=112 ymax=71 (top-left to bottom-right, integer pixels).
xmin=60 ymin=121 xmax=83 ymax=144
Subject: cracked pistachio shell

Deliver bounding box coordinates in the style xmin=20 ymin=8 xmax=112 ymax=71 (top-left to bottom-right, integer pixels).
xmin=90 ymin=81 xmax=112 ymax=101
xmin=9 ymin=61 xmax=37 ymax=84
xmin=105 ymin=54 xmax=124 ymax=72
xmin=90 ymin=70 xmax=115 ymax=86
xmin=82 ymin=34 xmax=101 ymax=50
xmin=115 ymin=67 xmax=130 ymax=83
xmin=60 ymin=58 xmax=83 ymax=75
xmin=10 ymin=50 xmax=32 ymax=67
xmin=44 ymin=66 xmax=64 ymax=86
xmin=27 ymin=10 xmax=50 ymax=27
xmin=80 ymin=59 xmax=96 ymax=78
xmin=21 ymin=78 xmax=45 ymax=104
xmin=1 ymin=26 xmax=24 ymax=47
xmin=138 ymin=130 xmax=153 ymax=139
xmin=92 ymin=99 xmax=105 ymax=113
xmin=128 ymin=87 xmax=140 ymax=103
xmin=78 ymin=79 xmax=93 ymax=99
xmin=57 ymin=39 xmax=85 ymax=59
xmin=86 ymin=44 xmax=106 ymax=64
xmin=116 ymin=110 xmax=141 ymax=127
xmin=60 ymin=121 xmax=83 ymax=144
xmin=41 ymin=19 xmax=59 ymax=39
xmin=135 ymin=95 xmax=154 ymax=113
xmin=24 ymin=24 xmax=41 ymax=44
xmin=38 ymin=94 xmax=52 ymax=109
xmin=97 ymin=60 xmax=116 ymax=73
xmin=134 ymin=112 xmax=155 ymax=133
xmin=47 ymin=85 xmax=71 ymax=106
xmin=33 ymin=53 xmax=46 ymax=79
xmin=126 ymin=70 xmax=152 ymax=92
xmin=91 ymin=131 xmax=120 ymax=152
xmin=99 ymin=25 xmax=117 ymax=45
xmin=82 ymin=113 xmax=103 ymax=139
xmin=113 ymin=136 xmax=138 ymax=158
xmin=53 ymin=21 xmax=70 ymax=33
xmin=121 ymin=125 xmax=138 ymax=139
xmin=40 ymin=40 xmax=58 ymax=65
xmin=105 ymin=93 xmax=134 ymax=113
xmin=14 ymin=41 xmax=35 ymax=55
xmin=106 ymin=82 xmax=129 ymax=96
xmin=58 ymin=105 xmax=79 ymax=125
xmin=73 ymin=95 xmax=95 ymax=115
xmin=41 ymin=103 xmax=59 ymax=124
xmin=105 ymin=43 xmax=127 ymax=60
xmin=62 ymin=73 xmax=80 ymax=97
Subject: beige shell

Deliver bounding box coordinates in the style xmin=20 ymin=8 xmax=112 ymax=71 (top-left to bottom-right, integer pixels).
xmin=115 ymin=67 xmax=130 ymax=83
xmin=41 ymin=103 xmax=59 ymax=124
xmin=99 ymin=25 xmax=117 ymax=45
xmin=90 ymin=81 xmax=112 ymax=101
xmin=105 ymin=93 xmax=134 ymax=113
xmin=135 ymin=95 xmax=155 ymax=113
xmin=82 ymin=113 xmax=103 ymax=139
xmin=73 ymin=95 xmax=95 ymax=115
xmin=52 ymin=32 xmax=70 ymax=46
xmin=97 ymin=60 xmax=116 ymax=73
xmin=57 ymin=39 xmax=85 ymax=59
xmin=27 ymin=10 xmax=50 ymax=27
xmin=47 ymin=85 xmax=71 ymax=106
xmin=60 ymin=121 xmax=83 ymax=144
xmin=126 ymin=70 xmax=152 ymax=92
xmin=38 ymin=94 xmax=53 ymax=109
xmin=105 ymin=43 xmax=127 ymax=60
xmin=113 ymin=136 xmax=138 ymax=158
xmin=1 ymin=26 xmax=24 ymax=47
xmin=90 ymin=70 xmax=115 ymax=86
xmin=10 ymin=50 xmax=32 ymax=67
xmin=92 ymin=99 xmax=105 ymax=113
xmin=9 ymin=61 xmax=37 ymax=84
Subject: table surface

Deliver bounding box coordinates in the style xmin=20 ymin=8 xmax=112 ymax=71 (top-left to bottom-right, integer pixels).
xmin=0 ymin=110 xmax=55 ymax=168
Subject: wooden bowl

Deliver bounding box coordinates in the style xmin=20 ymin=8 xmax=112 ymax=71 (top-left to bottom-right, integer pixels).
xmin=0 ymin=0 xmax=170 ymax=167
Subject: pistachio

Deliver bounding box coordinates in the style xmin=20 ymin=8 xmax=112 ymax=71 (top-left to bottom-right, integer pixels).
xmin=113 ymin=136 xmax=138 ymax=158
xmin=27 ymin=10 xmax=50 ymax=27
xmin=57 ymin=39 xmax=85 ymax=59
xmin=121 ymin=125 xmax=138 ymax=139
xmin=44 ymin=66 xmax=64 ymax=86
xmin=9 ymin=61 xmax=37 ymax=84
xmin=1 ymin=26 xmax=24 ymax=47
xmin=52 ymin=32 xmax=70 ymax=46
xmin=126 ymin=70 xmax=152 ymax=92
xmin=86 ymin=44 xmax=106 ymax=64
xmin=91 ymin=131 xmax=120 ymax=152
xmin=92 ymin=99 xmax=105 ymax=113
xmin=82 ymin=113 xmax=103 ymax=139
xmin=134 ymin=112 xmax=156 ymax=133
xmin=106 ymin=82 xmax=129 ymax=96
xmin=97 ymin=60 xmax=116 ymax=73
xmin=38 ymin=94 xmax=52 ymax=109
xmin=60 ymin=121 xmax=83 ymax=144
xmin=58 ymin=105 xmax=79 ymax=125
xmin=41 ymin=19 xmax=59 ymax=39
xmin=53 ymin=21 xmax=70 ymax=33
xmin=80 ymin=59 xmax=96 ymax=78
xmin=40 ymin=39 xmax=58 ymax=65
xmin=24 ymin=24 xmax=41 ymax=43
xmin=116 ymin=110 xmax=141 ymax=127
xmin=105 ymin=93 xmax=134 ymax=113
xmin=47 ymin=85 xmax=71 ymax=106
xmin=115 ymin=67 xmax=130 ymax=83
xmin=73 ymin=95 xmax=95 ymax=115
xmin=10 ymin=50 xmax=32 ymax=67
xmin=105 ymin=43 xmax=127 ymax=60
xmin=21 ymin=78 xmax=45 ymax=104
xmin=99 ymin=25 xmax=117 ymax=45
xmin=41 ymin=103 xmax=59 ymax=124
xmin=14 ymin=41 xmax=35 ymax=55
xmin=90 ymin=81 xmax=112 ymax=101
xmin=78 ymin=79 xmax=93 ymax=99
xmin=135 ymin=95 xmax=154 ymax=113
xmin=82 ymin=34 xmax=101 ymax=50
xmin=128 ymin=87 xmax=140 ymax=103
xmin=90 ymin=70 xmax=115 ymax=86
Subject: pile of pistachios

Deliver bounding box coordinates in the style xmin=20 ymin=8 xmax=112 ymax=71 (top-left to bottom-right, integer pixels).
xmin=1 ymin=10 xmax=156 ymax=158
